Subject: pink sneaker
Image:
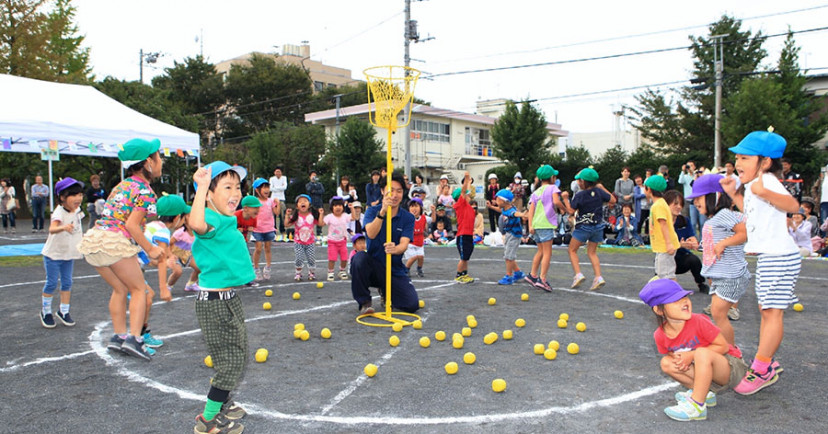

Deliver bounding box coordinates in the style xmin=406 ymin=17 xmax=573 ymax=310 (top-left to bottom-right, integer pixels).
xmin=733 ymin=366 xmax=778 ymax=395
xmin=184 ymin=282 xmax=200 ymax=292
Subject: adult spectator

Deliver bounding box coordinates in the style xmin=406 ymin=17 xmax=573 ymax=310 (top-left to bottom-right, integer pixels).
xmin=85 ymin=174 xmax=107 ymax=229
xmin=337 ymin=175 xmax=358 ymax=213
xmin=613 ymin=167 xmax=635 ymax=212
xmin=658 ymin=165 xmax=676 ymax=191
xmin=410 ymin=186 xmax=432 ymax=217
xmin=484 ymin=173 xmax=500 ymax=232
xmin=723 ymin=161 xmax=741 ymax=189
xmin=408 ymin=174 xmax=430 ymax=200
xmin=0 ymin=178 xmax=17 ymax=233
xmin=820 ymin=165 xmax=828 ymax=226
xmin=306 ymin=171 xmax=325 ymax=235
xmin=678 ymin=160 xmax=706 ymax=238
xmin=30 ymin=175 xmax=49 ymax=232
xmin=509 ymin=172 xmax=525 ymax=211
xmin=781 ymin=158 xmax=802 ymax=202
xmin=269 ymin=166 xmax=288 ymax=237
xmin=438 ymin=174 xmax=450 ymax=195
xmin=365 ymin=170 xmax=382 ymax=207
xmin=429 ymin=205 xmax=453 ymax=235
xmin=350 ymin=174 xmax=419 ymax=314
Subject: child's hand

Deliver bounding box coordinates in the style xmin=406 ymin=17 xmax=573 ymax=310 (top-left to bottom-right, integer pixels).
xmin=160 ymin=286 xmax=172 ymax=302
xmin=713 ymin=241 xmax=726 ymax=259
xmin=193 ymin=166 xmax=212 ymax=188
xmin=750 ymin=174 xmax=766 ymax=197
xmin=719 ymin=176 xmax=737 ymax=195
xmin=665 ymin=242 xmax=676 ymax=255
xmin=318 ymin=207 xmax=325 ymax=216
xmin=672 ymin=351 xmax=693 ymax=372
xmin=63 ymin=222 xmax=75 ymax=233
xmin=147 ymin=245 xmax=164 ymax=260
xmin=561 ymin=191 xmax=570 ymax=200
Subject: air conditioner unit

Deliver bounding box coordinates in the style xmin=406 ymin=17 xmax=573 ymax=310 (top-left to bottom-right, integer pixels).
xmin=458 ymin=163 xmax=466 ymax=170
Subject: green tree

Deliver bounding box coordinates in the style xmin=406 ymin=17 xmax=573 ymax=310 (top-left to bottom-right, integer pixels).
xmin=594 ymin=145 xmax=629 ymax=183
xmin=242 ymin=123 xmax=326 ymax=183
xmin=326 ymin=117 xmax=384 ymax=188
xmin=43 ymin=0 xmax=91 ymax=83
xmin=491 ymin=101 xmax=552 ymax=179
xmin=152 ymin=55 xmax=224 ymax=136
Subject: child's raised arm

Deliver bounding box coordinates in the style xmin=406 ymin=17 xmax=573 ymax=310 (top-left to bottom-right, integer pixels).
xmin=272 ymin=198 xmax=281 ymax=216
xmin=190 ymin=167 xmax=212 ymax=235
xmin=284 ymin=208 xmax=295 ymax=228
xmin=752 ymin=175 xmax=800 ymax=213
xmin=317 ymin=208 xmax=326 ymax=227
xmin=720 ymin=176 xmax=744 ymax=211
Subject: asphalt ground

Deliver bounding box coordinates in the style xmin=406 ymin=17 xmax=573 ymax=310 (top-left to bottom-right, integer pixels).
xmin=1 ymin=228 xmax=826 ymax=433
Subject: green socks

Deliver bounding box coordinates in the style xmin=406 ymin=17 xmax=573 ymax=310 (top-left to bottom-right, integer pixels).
xmin=202 ymin=398 xmax=223 ymax=421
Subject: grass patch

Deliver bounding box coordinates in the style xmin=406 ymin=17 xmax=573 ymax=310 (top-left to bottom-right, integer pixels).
xmin=0 ymin=256 xmax=42 ymax=267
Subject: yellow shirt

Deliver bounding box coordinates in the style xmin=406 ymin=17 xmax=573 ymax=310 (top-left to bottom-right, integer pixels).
xmin=649 ymin=198 xmax=679 ymax=253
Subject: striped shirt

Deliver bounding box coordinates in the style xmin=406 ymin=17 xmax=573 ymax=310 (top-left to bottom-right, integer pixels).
xmin=701 ymin=209 xmax=747 ymax=279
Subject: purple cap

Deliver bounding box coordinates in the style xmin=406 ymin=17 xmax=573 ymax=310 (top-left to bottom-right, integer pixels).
xmin=54 ymin=177 xmax=84 ymax=196
xmin=638 ymin=279 xmax=692 ymax=307
xmin=686 ymin=173 xmax=725 ymax=200
xmin=351 ymin=233 xmax=365 ymax=243
xmin=409 ymin=197 xmax=423 ymax=206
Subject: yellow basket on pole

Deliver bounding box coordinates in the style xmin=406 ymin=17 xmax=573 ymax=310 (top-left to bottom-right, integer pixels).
xmin=357 ymin=65 xmax=421 ymax=328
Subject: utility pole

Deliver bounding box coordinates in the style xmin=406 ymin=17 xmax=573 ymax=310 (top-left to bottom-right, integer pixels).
xmin=335 ymin=94 xmax=342 ymax=183
xmin=403 ymin=0 xmax=433 ymax=179
xmin=139 ymin=49 xmax=161 ymax=84
xmin=711 ymin=34 xmax=725 ymax=170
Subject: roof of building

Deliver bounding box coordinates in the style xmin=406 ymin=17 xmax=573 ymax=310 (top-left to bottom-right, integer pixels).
xmin=305 ymin=103 xmax=568 ymax=137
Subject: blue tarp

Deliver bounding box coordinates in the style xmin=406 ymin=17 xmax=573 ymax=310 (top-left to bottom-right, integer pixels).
xmin=0 ymin=243 xmax=44 ymax=257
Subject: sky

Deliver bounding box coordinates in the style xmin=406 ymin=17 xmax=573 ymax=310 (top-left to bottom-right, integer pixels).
xmin=73 ymin=0 xmax=828 ymax=134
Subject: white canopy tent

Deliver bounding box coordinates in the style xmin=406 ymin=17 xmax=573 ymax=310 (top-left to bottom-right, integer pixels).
xmin=0 ymin=74 xmax=200 ymax=210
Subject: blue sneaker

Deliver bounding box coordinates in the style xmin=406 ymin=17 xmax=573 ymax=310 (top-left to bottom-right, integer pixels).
xmin=40 ymin=311 xmax=56 ymax=329
xmin=146 ymin=346 xmax=156 ymax=356
xmin=142 ymin=332 xmax=164 ymax=348
xmin=57 ymin=311 xmax=75 ymax=327
xmin=498 ymin=275 xmax=514 ymax=285
xmin=513 ymin=270 xmax=525 ymax=281
xmin=675 ymin=389 xmax=716 ymax=407
xmin=664 ymin=398 xmax=707 ymax=421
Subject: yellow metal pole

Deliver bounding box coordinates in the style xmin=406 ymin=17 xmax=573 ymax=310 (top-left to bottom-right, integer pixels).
xmin=386 ymin=126 xmax=393 ymax=317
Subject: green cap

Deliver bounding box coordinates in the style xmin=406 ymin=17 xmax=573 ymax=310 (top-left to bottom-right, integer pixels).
xmin=536 ymin=164 xmax=559 ymax=180
xmin=241 ymin=195 xmax=262 ymax=208
xmin=156 ymin=194 xmax=190 ymax=216
xmin=452 ymin=187 xmax=462 ymax=201
xmin=118 ymin=138 xmax=161 ymax=165
xmin=644 ymin=174 xmax=667 ymax=192
xmin=574 ymin=167 xmax=599 ymax=182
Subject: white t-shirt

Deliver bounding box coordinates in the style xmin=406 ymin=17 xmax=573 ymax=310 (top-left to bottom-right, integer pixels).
xmin=41 ymin=206 xmax=85 ymax=260
xmin=821 ymin=172 xmax=828 ymax=203
xmin=269 ymin=175 xmax=287 ymax=201
xmin=743 ymin=173 xmax=798 ymax=255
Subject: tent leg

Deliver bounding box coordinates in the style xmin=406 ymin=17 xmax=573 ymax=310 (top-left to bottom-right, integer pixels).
xmin=48 ymin=159 xmax=54 ymax=212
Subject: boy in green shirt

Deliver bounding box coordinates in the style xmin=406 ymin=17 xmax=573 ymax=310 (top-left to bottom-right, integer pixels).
xmin=190 ymin=161 xmax=255 ymax=434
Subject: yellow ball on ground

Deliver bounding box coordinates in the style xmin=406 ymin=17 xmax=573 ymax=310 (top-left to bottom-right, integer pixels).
xmin=320 ymin=328 xmax=332 ymax=339
xmin=294 ymin=323 xmax=305 ymax=331
xmin=299 ymin=330 xmax=310 ymax=341
xmin=263 ymin=302 xmax=272 ymax=310
xmin=419 ymin=300 xmax=425 ymax=308
xmin=559 ymin=313 xmax=569 ymax=321
xmin=614 ymin=310 xmax=624 ymax=319
xmin=204 ymin=355 xmax=213 ymax=368
xmin=515 ymin=318 xmax=526 ymax=328
xmin=452 ymin=338 xmax=464 ymax=349
xmin=467 ymin=319 xmax=478 ymax=328
xmin=533 ymin=343 xmax=545 ymax=355
xmin=567 ymin=343 xmax=580 ymax=354
xmin=488 ymin=297 xmax=497 ymax=306
xmin=544 ymin=348 xmax=557 ymax=360
xmin=521 ymin=293 xmax=529 ymax=301
xmin=461 ymin=327 xmax=472 ymax=337
xmin=502 ymin=330 xmax=513 ymax=340
xmin=364 ymin=363 xmax=378 ymax=377
xmin=466 ymin=314 xmax=476 ymax=321
xmin=492 ymin=378 xmax=507 ymax=393
xmin=452 ymin=332 xmax=463 ymax=341
xmin=548 ymin=340 xmax=560 ymax=351
xmin=576 ymin=322 xmax=587 ymax=332
xmin=412 ymin=319 xmax=423 ymax=330
xmin=292 ymin=292 xmax=301 ymax=300
xmin=264 ymin=289 xmax=273 ymax=297
xmin=463 ymin=352 xmax=476 ymax=364
xmin=435 ymin=331 xmax=446 ymax=341
xmin=445 ymin=362 xmax=459 ymax=375
xmin=793 ymin=303 xmax=804 ymax=312
xmin=392 ymin=323 xmax=403 ymax=332
xmin=293 ymin=329 xmax=303 ymax=339
xmin=484 ymin=332 xmax=498 ymax=345
xmin=419 ymin=336 xmax=431 ymax=348
xmin=316 ymin=282 xmax=324 ymax=288
xmin=557 ymin=319 xmax=568 ymax=328
xmin=389 ymin=335 xmax=400 ymax=347
xmin=254 ymin=348 xmax=268 ymax=363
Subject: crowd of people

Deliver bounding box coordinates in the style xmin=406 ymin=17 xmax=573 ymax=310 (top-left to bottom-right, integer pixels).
xmin=20 ymin=127 xmax=827 ymax=430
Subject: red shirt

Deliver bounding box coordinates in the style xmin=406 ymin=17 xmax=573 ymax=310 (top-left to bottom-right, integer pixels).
xmin=234 ymin=209 xmax=258 ymax=239
xmin=653 ymin=313 xmax=741 ymax=358
xmin=412 ymin=215 xmax=426 ymax=247
xmin=453 ymin=195 xmax=475 ymax=236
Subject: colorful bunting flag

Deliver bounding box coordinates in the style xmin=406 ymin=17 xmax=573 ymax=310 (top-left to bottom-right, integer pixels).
xmin=68 ymin=141 xmax=77 ymax=151
xmin=188 ymin=149 xmax=199 ymax=157
xmin=163 ymin=147 xmax=171 ymax=157
xmin=1 ymin=139 xmax=10 ymax=150
xmin=89 ymin=143 xmax=97 ymax=153
xmin=176 ymin=148 xmax=184 ymax=157
xmin=49 ymin=140 xmax=58 ymax=150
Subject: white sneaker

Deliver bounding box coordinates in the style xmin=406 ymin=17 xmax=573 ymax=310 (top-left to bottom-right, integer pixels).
xmin=571 ymin=273 xmax=586 ymax=288
xmin=327 ymin=272 xmax=335 ymax=281
xmin=254 ymin=268 xmax=263 ymax=282
xmin=262 ymin=267 xmax=271 ymax=280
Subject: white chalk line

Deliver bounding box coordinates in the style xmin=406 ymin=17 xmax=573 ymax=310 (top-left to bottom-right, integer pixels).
xmin=85 ymin=280 xmax=683 ymax=425
xmin=0 ymin=349 xmax=95 ymax=373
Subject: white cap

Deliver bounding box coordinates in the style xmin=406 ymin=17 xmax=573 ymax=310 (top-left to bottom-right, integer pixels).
xmin=440 ymin=174 xmax=449 ymax=180
xmin=488 ymin=173 xmax=498 ymax=180
xmin=514 ymin=172 xmax=522 ymax=179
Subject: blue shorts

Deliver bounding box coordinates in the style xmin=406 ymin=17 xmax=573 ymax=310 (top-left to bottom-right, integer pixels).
xmin=456 ymin=235 xmax=474 ymax=261
xmin=572 ymin=223 xmax=605 ymax=244
xmin=252 ymin=231 xmax=276 ymax=242
xmin=532 ymin=228 xmax=556 ymax=243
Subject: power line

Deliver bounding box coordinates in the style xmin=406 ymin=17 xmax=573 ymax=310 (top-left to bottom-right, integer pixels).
xmin=428 ymin=4 xmax=828 ymax=65
xmin=315 ymin=10 xmax=403 ymax=56
xmin=426 ymin=25 xmax=828 ymax=79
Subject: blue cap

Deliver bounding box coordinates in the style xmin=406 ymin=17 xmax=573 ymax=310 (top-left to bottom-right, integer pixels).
xmin=193 ymin=161 xmax=247 ymax=191
xmin=252 ymin=178 xmax=269 ymax=189
xmin=295 ymin=194 xmax=312 ymax=203
xmin=639 ymin=279 xmax=692 ymax=307
xmin=729 ymin=130 xmax=787 ymax=159
xmin=686 ymin=174 xmax=724 ymax=200
xmin=495 ymin=189 xmax=514 ymax=202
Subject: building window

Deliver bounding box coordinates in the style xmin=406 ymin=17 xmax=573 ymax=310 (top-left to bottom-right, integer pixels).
xmin=411 ymin=119 xmax=450 ymax=142
xmin=313 ymin=81 xmax=324 ymax=92
xmin=465 ymin=127 xmax=493 ymax=156
xmin=327 ymin=83 xmax=337 ymax=89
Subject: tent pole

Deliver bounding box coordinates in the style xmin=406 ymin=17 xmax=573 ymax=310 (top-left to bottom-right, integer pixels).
xmin=48 ymin=159 xmax=54 ymax=212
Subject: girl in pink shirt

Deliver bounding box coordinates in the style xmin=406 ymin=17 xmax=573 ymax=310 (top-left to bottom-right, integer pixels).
xmin=251 ymin=178 xmax=280 ymax=281
xmin=322 ymin=196 xmax=351 ymax=280
xmin=286 ymin=194 xmax=324 ymax=281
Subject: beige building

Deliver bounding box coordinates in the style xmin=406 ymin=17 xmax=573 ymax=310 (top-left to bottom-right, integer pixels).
xmin=215 ymin=43 xmax=357 ymax=91
xmin=304 ymin=102 xmax=567 ymax=186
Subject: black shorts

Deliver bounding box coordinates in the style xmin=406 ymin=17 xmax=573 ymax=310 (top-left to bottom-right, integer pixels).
xmin=456 ymin=235 xmax=474 ymax=261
